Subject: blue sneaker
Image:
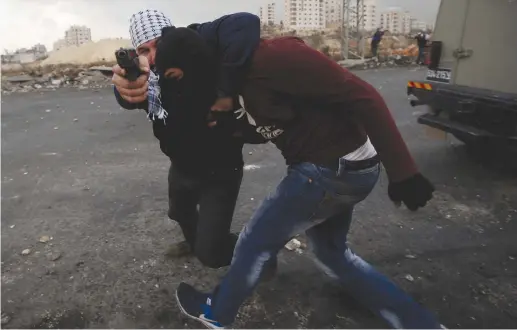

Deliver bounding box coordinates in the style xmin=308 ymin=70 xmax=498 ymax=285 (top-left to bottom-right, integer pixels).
xmin=175 ymin=282 xmax=224 ymax=329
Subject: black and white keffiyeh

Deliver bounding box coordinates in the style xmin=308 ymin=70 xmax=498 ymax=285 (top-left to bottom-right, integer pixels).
xmin=129 ymin=9 xmax=172 ymax=49
xmin=129 ymin=9 xmax=172 ymax=122
xmin=147 ymin=70 xmax=168 ymax=122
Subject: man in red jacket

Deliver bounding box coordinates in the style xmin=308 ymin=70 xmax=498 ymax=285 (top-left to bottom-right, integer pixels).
xmin=171 ymin=36 xmax=441 ymax=329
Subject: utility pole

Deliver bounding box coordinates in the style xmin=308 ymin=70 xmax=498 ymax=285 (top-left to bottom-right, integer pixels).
xmin=341 ymin=0 xmax=351 ymax=59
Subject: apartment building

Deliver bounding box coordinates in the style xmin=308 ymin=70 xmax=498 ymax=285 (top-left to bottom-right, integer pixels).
xmin=380 ymin=7 xmax=411 ymax=34
xmin=53 ymin=25 xmax=92 ymax=51
xmin=65 ymin=25 xmax=92 ymax=47
xmin=325 ymin=0 xmax=343 ymax=28
xmin=1 ymin=44 xmax=48 ymax=64
xmin=259 ymin=2 xmax=276 ymax=25
xmin=350 ymin=0 xmax=377 ymax=31
xmin=410 ymin=18 xmax=428 ymax=32
xmin=284 ymin=0 xmax=325 ymax=30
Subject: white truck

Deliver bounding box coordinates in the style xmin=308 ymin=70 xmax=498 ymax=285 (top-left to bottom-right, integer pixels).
xmin=407 ymin=0 xmax=517 ymax=152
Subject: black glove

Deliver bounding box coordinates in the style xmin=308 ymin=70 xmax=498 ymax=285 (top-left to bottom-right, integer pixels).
xmin=206 ymin=111 xmax=237 ymax=133
xmin=388 ymin=173 xmax=435 ymax=211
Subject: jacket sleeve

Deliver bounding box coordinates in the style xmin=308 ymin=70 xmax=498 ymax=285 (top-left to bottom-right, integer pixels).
xmin=113 ymin=86 xmax=148 ymax=111
xmin=196 ymin=12 xmax=261 ymax=97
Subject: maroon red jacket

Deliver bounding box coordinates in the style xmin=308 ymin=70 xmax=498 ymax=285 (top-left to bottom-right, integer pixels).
xmin=240 ymin=37 xmax=418 ymax=182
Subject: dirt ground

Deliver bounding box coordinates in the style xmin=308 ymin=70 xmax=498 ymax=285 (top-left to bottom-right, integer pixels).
xmin=1 ymin=67 xmax=516 ymax=328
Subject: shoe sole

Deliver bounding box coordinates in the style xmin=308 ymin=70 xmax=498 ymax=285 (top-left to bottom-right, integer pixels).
xmin=175 ymin=289 xmax=221 ymax=329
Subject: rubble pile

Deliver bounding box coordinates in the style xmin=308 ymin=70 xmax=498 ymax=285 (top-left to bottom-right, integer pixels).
xmin=339 ymin=54 xmax=418 ymax=70
xmin=1 ymin=66 xmax=112 ymax=95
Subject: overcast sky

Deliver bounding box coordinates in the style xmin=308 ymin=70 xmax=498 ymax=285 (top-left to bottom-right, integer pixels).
xmin=0 ymin=0 xmax=440 ymax=51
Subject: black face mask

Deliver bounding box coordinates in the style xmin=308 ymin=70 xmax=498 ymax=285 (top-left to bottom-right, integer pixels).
xmin=155 ymin=27 xmax=214 ymax=76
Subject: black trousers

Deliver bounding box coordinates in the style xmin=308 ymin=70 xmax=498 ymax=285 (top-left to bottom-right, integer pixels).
xmin=371 ymin=42 xmax=379 ymax=57
xmin=167 ymin=162 xmax=243 ymax=268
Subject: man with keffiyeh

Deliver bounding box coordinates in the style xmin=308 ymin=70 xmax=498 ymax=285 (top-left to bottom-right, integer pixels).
xmin=111 ymin=9 xmax=265 ymax=269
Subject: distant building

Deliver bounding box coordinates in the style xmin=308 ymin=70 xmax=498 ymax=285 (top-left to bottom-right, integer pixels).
xmin=1 ymin=44 xmax=48 ymax=64
xmin=325 ymin=0 xmax=343 ymax=29
xmin=350 ymin=0 xmax=378 ymax=32
xmin=322 ymin=0 xmax=379 ymax=31
xmin=259 ymin=2 xmax=276 ymax=25
xmin=284 ymin=0 xmax=326 ymax=31
xmin=52 ymin=25 xmax=92 ymax=51
xmin=64 ymin=25 xmax=92 ymax=47
xmin=15 ymin=52 xmax=37 ymax=64
xmin=32 ymin=43 xmax=47 ymax=55
xmin=380 ymin=7 xmax=411 ymax=34
xmin=410 ymin=18 xmax=428 ymax=32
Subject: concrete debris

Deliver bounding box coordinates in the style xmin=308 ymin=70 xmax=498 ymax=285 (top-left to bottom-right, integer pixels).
xmin=39 ymin=235 xmax=50 ymax=243
xmin=2 ymin=66 xmax=112 ymax=95
xmin=405 ymin=254 xmax=417 ymax=259
xmin=339 ymin=55 xmax=418 ymax=70
xmin=285 ymin=238 xmax=302 ymax=251
xmin=6 ymin=75 xmax=34 ymax=83
xmin=405 ymin=274 xmax=415 ymax=282
xmin=21 ymin=249 xmax=31 ymax=256
xmin=46 ymin=251 xmax=62 ymax=261
xmin=1 ymin=312 xmax=11 ymax=326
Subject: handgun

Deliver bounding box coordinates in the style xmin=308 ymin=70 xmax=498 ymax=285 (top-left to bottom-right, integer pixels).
xmin=115 ymin=48 xmax=141 ymax=81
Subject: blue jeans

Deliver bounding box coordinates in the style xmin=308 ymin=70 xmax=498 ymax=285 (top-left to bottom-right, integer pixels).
xmin=212 ymin=160 xmax=440 ymax=328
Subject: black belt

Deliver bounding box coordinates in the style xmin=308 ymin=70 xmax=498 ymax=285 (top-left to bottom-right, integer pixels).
xmin=322 ymin=154 xmax=380 ymax=172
